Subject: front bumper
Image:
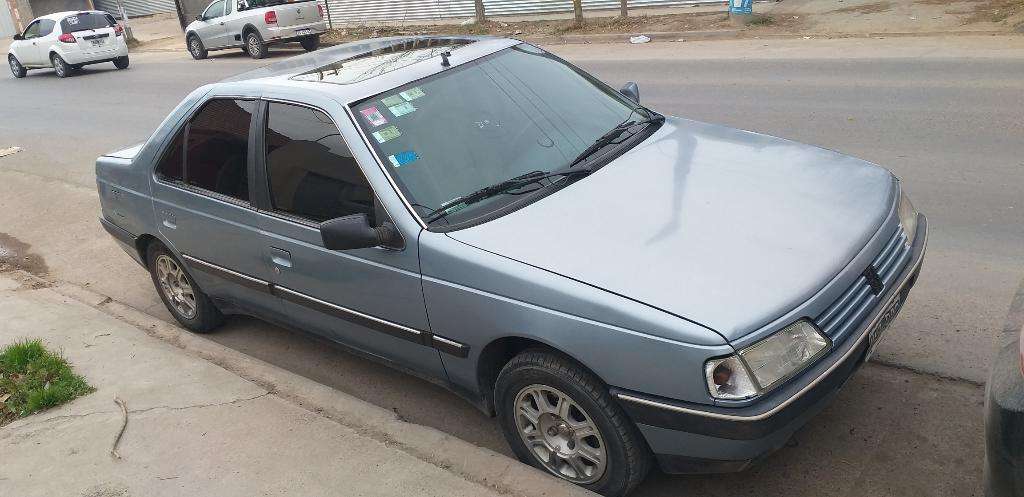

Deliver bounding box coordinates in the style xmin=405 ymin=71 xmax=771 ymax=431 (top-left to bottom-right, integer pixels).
xmin=985 ymin=338 xmax=1024 ymax=497
xmin=615 ymin=214 xmax=928 ymax=474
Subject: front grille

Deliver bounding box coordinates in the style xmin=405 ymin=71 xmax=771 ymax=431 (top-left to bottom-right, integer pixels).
xmin=814 ymin=225 xmax=912 ymax=341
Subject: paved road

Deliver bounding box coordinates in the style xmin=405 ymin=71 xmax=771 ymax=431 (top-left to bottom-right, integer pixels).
xmin=1 ymin=37 xmax=1021 ymax=496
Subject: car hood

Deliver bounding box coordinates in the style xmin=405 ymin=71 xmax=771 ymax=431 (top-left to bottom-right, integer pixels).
xmin=446 ymin=117 xmax=896 ymax=341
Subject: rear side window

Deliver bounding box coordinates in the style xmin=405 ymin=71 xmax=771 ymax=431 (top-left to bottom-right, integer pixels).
xmin=155 ymin=99 xmax=254 ymax=203
xmin=60 ymin=13 xmax=113 ymax=33
xmin=38 ymin=19 xmax=56 ymax=36
xmin=264 ymin=102 xmax=372 ymax=222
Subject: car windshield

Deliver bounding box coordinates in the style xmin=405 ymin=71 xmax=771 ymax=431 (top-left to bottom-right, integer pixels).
xmin=351 ymin=44 xmax=642 ymax=227
xmin=60 ymin=13 xmax=113 ymax=33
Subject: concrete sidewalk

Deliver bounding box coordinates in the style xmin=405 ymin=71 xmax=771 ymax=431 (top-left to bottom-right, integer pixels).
xmin=0 ymin=271 xmax=590 ymax=497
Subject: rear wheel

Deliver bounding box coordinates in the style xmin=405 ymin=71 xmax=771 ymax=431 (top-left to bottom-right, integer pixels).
xmin=495 ymin=350 xmax=651 ymax=497
xmin=188 ymin=34 xmax=208 ymax=60
xmin=146 ymin=242 xmax=223 ymax=333
xmin=8 ymin=55 xmax=26 ymax=78
xmin=245 ymin=30 xmax=267 ymax=59
xmin=113 ymin=55 xmax=129 ymax=69
xmin=51 ymin=53 xmax=70 ymax=78
xmin=299 ymin=34 xmax=320 ymax=52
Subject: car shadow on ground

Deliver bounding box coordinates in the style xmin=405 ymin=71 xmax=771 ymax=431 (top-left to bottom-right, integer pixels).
xmin=207 ymin=314 xmax=984 ymax=497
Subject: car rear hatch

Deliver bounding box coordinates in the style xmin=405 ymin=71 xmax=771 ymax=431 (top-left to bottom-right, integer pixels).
xmin=268 ymin=0 xmax=316 ymax=27
xmin=61 ymin=12 xmax=117 ymax=56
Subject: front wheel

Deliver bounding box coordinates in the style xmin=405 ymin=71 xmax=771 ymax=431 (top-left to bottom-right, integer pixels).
xmin=245 ymin=31 xmax=267 ymax=59
xmin=8 ymin=55 xmax=27 ymax=78
xmin=188 ymin=35 xmax=208 ymax=60
xmin=495 ymin=350 xmax=651 ymax=497
xmin=146 ymin=242 xmax=223 ymax=333
xmin=113 ymin=55 xmax=129 ymax=69
xmin=51 ymin=53 xmax=71 ymax=78
xmin=299 ymin=34 xmax=320 ymax=52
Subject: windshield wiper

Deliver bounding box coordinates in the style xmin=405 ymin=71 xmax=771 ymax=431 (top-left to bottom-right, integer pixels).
xmin=424 ymin=167 xmax=593 ymax=223
xmin=568 ymin=113 xmax=664 ymax=168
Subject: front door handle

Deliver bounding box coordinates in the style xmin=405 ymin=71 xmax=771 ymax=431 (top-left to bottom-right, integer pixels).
xmin=268 ymin=247 xmax=292 ymax=271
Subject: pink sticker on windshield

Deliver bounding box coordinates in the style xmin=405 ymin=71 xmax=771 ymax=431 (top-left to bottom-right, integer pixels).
xmin=360 ymin=106 xmax=388 ymax=126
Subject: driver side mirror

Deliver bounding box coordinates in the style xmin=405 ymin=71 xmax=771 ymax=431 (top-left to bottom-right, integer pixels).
xmin=13 ymin=34 xmax=23 ymax=40
xmin=195 ymin=14 xmax=204 ymax=21
xmin=620 ymin=81 xmax=640 ymax=104
xmin=320 ymin=213 xmax=400 ymax=251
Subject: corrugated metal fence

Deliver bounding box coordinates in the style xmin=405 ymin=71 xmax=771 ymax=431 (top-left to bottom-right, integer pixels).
xmin=94 ymin=0 xmax=177 ymax=18
xmin=323 ymin=0 xmax=722 ymax=24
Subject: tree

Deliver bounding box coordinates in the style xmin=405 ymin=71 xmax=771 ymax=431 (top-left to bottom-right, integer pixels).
xmin=572 ymin=0 xmax=583 ymax=25
xmin=474 ymin=0 xmax=485 ymax=23
xmin=620 ymin=0 xmax=628 ymax=17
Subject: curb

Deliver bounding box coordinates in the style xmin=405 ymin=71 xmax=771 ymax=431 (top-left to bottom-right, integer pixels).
xmin=131 ymin=28 xmax=1018 ymax=52
xmin=19 ymin=271 xmax=594 ymax=497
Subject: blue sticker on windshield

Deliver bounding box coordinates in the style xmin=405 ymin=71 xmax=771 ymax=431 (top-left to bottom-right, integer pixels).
xmin=388 ymin=151 xmax=419 ymax=168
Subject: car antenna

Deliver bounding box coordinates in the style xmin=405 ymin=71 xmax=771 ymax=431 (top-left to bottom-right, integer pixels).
xmin=440 ymin=51 xmax=451 ymax=67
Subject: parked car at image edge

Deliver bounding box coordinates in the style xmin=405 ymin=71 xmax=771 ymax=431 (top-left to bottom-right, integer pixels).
xmin=8 ymin=10 xmax=129 ymax=79
xmin=185 ymin=0 xmax=327 ymax=60
xmin=94 ymin=37 xmax=928 ymax=496
xmin=986 ymin=324 xmax=1024 ymax=497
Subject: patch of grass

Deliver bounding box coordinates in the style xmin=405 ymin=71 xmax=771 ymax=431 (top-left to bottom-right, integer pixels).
xmin=0 ymin=339 xmax=93 ymax=426
xmin=747 ymin=15 xmax=776 ymax=26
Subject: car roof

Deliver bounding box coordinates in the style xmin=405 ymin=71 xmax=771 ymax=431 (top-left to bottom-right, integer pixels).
xmin=36 ymin=10 xmax=109 ymax=22
xmin=217 ymin=35 xmax=521 ymax=105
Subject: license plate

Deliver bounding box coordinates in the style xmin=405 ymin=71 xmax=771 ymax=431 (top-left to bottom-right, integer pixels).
xmin=865 ymin=290 xmax=906 ymax=359
xmin=91 ymin=39 xmax=103 ymax=46
xmin=295 ymin=28 xmax=312 ymax=36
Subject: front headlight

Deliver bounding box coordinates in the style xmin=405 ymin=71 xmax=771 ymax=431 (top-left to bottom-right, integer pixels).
xmin=705 ymin=320 xmax=830 ymax=400
xmin=897 ymin=188 xmax=918 ymax=247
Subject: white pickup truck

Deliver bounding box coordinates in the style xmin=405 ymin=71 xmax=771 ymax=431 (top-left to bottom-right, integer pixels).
xmin=185 ymin=0 xmax=327 ymax=60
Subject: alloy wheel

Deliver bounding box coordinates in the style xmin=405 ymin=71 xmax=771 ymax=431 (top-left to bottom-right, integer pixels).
xmin=155 ymin=255 xmax=198 ymax=319
xmin=513 ymin=384 xmax=608 ymax=484
xmin=9 ymin=57 xmax=18 ymax=75
xmin=190 ymin=38 xmax=201 ymax=57
xmin=53 ymin=57 xmax=65 ymax=77
xmin=247 ymin=35 xmax=260 ymax=55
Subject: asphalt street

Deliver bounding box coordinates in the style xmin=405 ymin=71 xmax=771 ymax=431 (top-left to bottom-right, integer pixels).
xmin=1 ymin=36 xmax=1022 ymax=496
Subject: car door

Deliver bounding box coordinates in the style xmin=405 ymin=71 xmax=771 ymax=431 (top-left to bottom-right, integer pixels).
xmin=150 ymin=97 xmax=282 ymax=318
xmin=221 ymin=0 xmax=247 ymax=47
xmin=195 ymin=0 xmax=228 ymax=48
xmin=13 ymin=20 xmax=43 ymax=66
xmin=252 ymin=99 xmax=446 ymax=378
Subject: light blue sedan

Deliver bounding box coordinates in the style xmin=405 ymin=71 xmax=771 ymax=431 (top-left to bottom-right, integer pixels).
xmin=96 ymin=37 xmax=927 ymax=496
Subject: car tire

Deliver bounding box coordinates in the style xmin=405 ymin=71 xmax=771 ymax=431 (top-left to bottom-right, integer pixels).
xmin=494 ymin=350 xmax=651 ymax=497
xmin=51 ymin=53 xmax=71 ymax=78
xmin=113 ymin=55 xmax=129 ymax=69
xmin=245 ymin=30 xmax=267 ymax=59
xmin=146 ymin=242 xmax=223 ymax=333
xmin=188 ymin=34 xmax=208 ymax=60
xmin=8 ymin=54 xmax=27 ymax=78
xmin=299 ymin=34 xmax=320 ymax=52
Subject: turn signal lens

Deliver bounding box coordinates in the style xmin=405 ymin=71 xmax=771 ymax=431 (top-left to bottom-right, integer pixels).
xmin=264 ymin=10 xmax=278 ymax=24
xmin=705 ymin=355 xmax=758 ymax=400
xmin=317 ymin=4 xmax=324 ymax=17
xmin=113 ymin=24 xmax=124 ymax=36
xmin=58 ymin=33 xmax=76 ymax=43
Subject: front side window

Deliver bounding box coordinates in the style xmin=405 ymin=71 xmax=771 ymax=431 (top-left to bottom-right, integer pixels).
xmin=351 ymin=44 xmax=639 ymax=227
xmin=265 ymin=102 xmax=373 ymax=223
xmin=203 ymin=0 xmax=226 ymax=19
xmin=155 ymin=99 xmax=253 ymax=202
xmin=22 ymin=21 xmax=41 ymax=39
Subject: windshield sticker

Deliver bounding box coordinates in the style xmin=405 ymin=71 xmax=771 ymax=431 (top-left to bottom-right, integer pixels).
xmin=400 ymin=87 xmax=426 ymax=101
xmin=372 ymin=125 xmax=401 ymax=144
xmin=388 ymin=102 xmax=416 ymax=117
xmin=381 ymin=95 xmax=405 ymax=107
xmin=359 ymin=106 xmax=388 ymax=126
xmin=388 ymin=151 xmax=420 ymax=168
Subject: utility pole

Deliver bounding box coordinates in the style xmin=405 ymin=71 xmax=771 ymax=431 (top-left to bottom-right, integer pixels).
xmin=115 ymin=0 xmax=136 ymax=42
xmin=620 ymin=0 xmax=627 ymax=17
xmin=572 ymin=0 xmax=583 ymax=25
xmin=474 ymin=0 xmax=485 ymax=23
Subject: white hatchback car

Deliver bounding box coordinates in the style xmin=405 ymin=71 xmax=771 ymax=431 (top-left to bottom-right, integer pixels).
xmin=8 ymin=10 xmax=129 ymax=79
